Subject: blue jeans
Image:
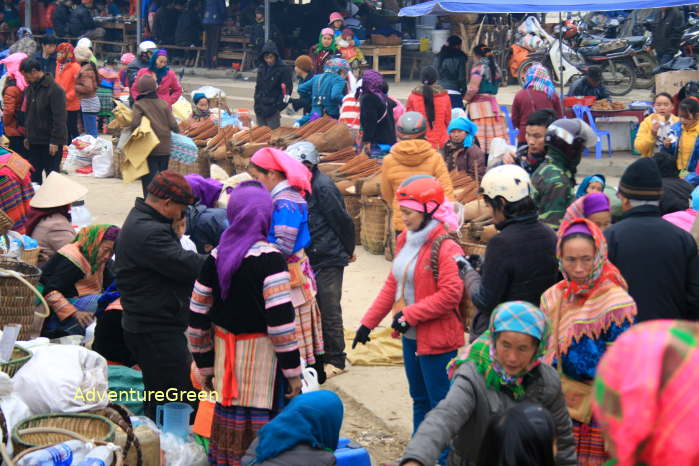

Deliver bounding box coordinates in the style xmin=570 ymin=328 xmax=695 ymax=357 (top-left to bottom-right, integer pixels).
xmin=82 ymin=111 xmax=98 ymax=137
xmin=402 ymin=337 xmax=456 ymax=465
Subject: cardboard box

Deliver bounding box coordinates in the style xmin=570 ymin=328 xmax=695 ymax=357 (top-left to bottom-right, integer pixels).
xmin=655 ymin=70 xmax=699 ymax=96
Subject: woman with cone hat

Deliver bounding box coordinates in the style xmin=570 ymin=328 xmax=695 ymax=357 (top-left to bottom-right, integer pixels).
xmin=26 ymin=172 xmax=87 ymax=267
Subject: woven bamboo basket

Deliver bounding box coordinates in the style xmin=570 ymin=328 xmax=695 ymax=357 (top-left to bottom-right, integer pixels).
xmin=344 ymin=195 xmax=362 ymax=246
xmin=9 ymin=426 xmax=123 ymax=465
xmin=167 ymin=158 xmax=199 ymax=176
xmin=460 ymin=240 xmax=487 ymax=257
xmin=0 ymin=346 xmax=31 ymax=378
xmin=19 ymin=248 xmax=39 ymax=266
xmin=12 ymin=414 xmax=116 ymax=455
xmin=0 ymin=259 xmax=43 ymax=340
xmin=0 ymin=210 xmax=12 ymax=249
xmin=233 ymin=153 xmax=250 ymax=175
xmin=113 ymin=148 xmax=125 ymax=180
xmin=360 ymin=196 xmax=388 ymax=255
xmin=89 ymin=403 xmax=143 ymax=466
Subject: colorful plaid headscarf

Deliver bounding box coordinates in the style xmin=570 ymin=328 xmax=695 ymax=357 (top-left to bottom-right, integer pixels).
xmin=324 ymin=57 xmax=350 ymax=74
xmin=59 ymin=224 xmax=120 ymax=274
xmin=56 ymin=42 xmax=75 ymax=64
xmin=541 ymin=218 xmax=636 ymax=359
xmin=593 ymin=320 xmax=699 ymax=466
xmin=523 ymin=62 xmax=556 ymax=98
xmin=458 ymin=301 xmax=549 ymax=400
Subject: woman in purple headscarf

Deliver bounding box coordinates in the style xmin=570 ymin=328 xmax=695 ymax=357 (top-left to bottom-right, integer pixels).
xmin=187 ymin=180 xmax=303 ymax=466
xmin=562 ymin=192 xmax=612 ymax=231
xmin=359 ymin=69 xmax=396 ymax=158
xmin=185 ymin=174 xmax=223 ymax=208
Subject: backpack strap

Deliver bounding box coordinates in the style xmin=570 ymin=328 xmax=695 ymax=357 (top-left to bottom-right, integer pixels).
xmin=430 ymin=233 xmax=462 ymax=282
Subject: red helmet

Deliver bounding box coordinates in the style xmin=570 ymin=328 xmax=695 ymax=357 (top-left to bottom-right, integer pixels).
xmin=396 ymin=175 xmax=445 ymax=213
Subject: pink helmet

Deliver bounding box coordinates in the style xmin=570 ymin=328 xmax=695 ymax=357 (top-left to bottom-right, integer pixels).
xmin=120 ymin=52 xmax=136 ymax=65
xmin=329 ymin=12 xmax=344 ymax=24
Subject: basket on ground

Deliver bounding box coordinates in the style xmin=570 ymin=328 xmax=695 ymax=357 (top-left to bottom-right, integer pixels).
xmin=12 ymin=426 xmax=123 ymax=465
xmin=0 ymin=259 xmax=42 ymax=340
xmin=344 ymin=195 xmax=362 ymax=246
xmin=12 ymin=413 xmax=116 ymax=455
xmin=360 ymin=197 xmax=388 ymax=255
xmin=0 ymin=345 xmax=31 ymax=377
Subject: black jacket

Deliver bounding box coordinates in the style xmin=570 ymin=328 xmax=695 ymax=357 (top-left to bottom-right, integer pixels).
xmin=605 ymin=204 xmax=699 ymax=321
xmin=68 ymin=4 xmax=96 ymax=37
xmin=154 ymin=6 xmax=181 ymax=45
xmin=25 ymin=73 xmax=67 ymax=146
xmin=175 ymin=9 xmax=203 ymax=46
xmin=52 ymin=3 xmax=71 ymax=37
xmin=307 ymin=168 xmax=355 ymax=269
xmin=653 ymin=7 xmax=685 ymax=53
xmin=360 ymin=92 xmax=396 ymax=145
xmin=125 ymin=57 xmax=148 ymax=89
xmin=185 ymin=204 xmax=228 ymax=254
xmin=567 ymin=77 xmax=611 ymax=100
xmin=254 ymin=41 xmax=293 ymax=119
xmin=115 ymin=199 xmax=206 ymax=333
xmin=466 ymin=214 xmax=559 ymax=339
xmin=660 ymin=177 xmax=693 ymax=214
xmin=32 ymin=51 xmax=57 ymax=77
xmin=436 ymin=48 xmax=468 ymax=93
xmin=290 ymin=73 xmax=314 ymax=115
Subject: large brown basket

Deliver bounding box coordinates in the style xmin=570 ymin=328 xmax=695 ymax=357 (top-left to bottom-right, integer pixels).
xmin=197 ymin=149 xmax=211 ymax=177
xmin=12 ymin=414 xmax=115 ymax=455
xmin=0 ymin=259 xmax=42 ymax=340
xmin=19 ymin=248 xmax=39 ymax=266
xmin=360 ymin=196 xmax=388 ymax=255
xmin=9 ymin=427 xmax=123 ymax=466
xmin=344 ymin=195 xmax=362 ymax=246
xmin=0 ymin=345 xmax=31 ymax=377
xmin=167 ymin=158 xmax=199 ymax=176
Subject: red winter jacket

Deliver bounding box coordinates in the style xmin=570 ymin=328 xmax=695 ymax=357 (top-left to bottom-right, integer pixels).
xmin=361 ymin=223 xmax=465 ymax=355
xmin=131 ymin=68 xmax=183 ymax=106
xmin=406 ymin=85 xmax=452 ymax=150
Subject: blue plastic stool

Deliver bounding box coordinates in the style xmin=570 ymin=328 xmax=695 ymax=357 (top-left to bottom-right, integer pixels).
xmin=572 ymin=104 xmax=612 ymax=158
xmin=499 ymin=105 xmax=519 ymax=146
xmin=335 ymin=438 xmax=371 ymax=466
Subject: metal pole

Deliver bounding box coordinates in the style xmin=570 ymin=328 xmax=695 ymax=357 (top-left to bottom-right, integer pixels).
xmin=559 ymin=11 xmax=564 ymax=109
xmin=264 ymin=0 xmax=270 ymax=43
xmin=136 ymin=0 xmax=142 ymax=45
xmin=25 ymin=0 xmax=31 ymax=29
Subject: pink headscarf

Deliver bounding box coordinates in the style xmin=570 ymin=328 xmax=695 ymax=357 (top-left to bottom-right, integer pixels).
xmin=251 ymin=147 xmax=313 ymax=194
xmin=399 ymin=199 xmax=459 ymax=232
xmin=0 ymin=52 xmax=29 ymax=91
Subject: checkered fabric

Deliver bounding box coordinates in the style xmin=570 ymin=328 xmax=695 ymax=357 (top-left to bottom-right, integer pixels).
xmin=492 ymin=300 xmax=548 ymax=341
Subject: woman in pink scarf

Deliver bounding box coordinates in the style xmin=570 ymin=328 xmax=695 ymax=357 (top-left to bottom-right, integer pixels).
xmin=248 ymin=148 xmax=324 ymax=378
xmin=0 ymin=52 xmax=29 ymax=155
xmin=594 ymin=320 xmax=699 ymax=466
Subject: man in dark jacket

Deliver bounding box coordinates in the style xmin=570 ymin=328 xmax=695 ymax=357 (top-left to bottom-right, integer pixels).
xmin=20 ymin=56 xmax=67 ymax=184
xmin=116 ymin=170 xmax=207 ymax=420
xmin=435 ymin=35 xmax=468 ymax=108
xmin=52 ymin=0 xmax=73 ymax=38
xmin=254 ymin=40 xmax=292 ymax=130
xmin=153 ymin=0 xmax=184 ymax=45
xmin=652 ymin=7 xmax=685 ymax=65
xmin=605 ymin=158 xmax=699 ymax=322
xmin=287 ymin=141 xmax=356 ymax=374
xmin=32 ymin=35 xmax=58 ymax=77
xmin=68 ymin=0 xmax=105 ymax=39
xmin=461 ymin=164 xmax=558 ymax=340
xmin=653 ymin=150 xmax=693 ymax=214
xmin=567 ymin=66 xmax=611 ymax=100
xmin=125 ymin=40 xmax=156 ymax=90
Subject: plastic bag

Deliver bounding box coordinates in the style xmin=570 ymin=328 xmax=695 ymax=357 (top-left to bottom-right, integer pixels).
xmin=160 ymin=433 xmax=208 ymax=466
xmin=0 ymin=372 xmax=32 ymax=456
xmin=13 ymin=344 xmax=109 ymax=413
xmin=92 ymin=137 xmax=115 ymax=178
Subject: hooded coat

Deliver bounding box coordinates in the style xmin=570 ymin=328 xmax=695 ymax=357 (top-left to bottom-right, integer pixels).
xmin=654 ymin=151 xmax=694 ymax=214
xmin=127 ymin=74 xmax=179 ymax=156
xmin=254 ymin=41 xmax=293 ymax=119
xmin=380 ymin=139 xmax=455 ymax=231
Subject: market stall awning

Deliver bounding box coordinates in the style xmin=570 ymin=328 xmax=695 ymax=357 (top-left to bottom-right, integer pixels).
xmin=399 ymin=0 xmax=698 ymax=15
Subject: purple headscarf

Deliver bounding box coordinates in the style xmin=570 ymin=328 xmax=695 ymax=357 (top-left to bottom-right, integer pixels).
xmin=216 ymin=180 xmax=274 ymax=299
xmin=362 ymin=70 xmax=387 ymax=103
xmin=185 ymin=174 xmax=224 ymax=209
xmin=582 ymin=192 xmax=610 ymax=217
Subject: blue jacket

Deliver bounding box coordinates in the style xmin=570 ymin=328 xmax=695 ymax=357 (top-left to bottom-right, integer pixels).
xmin=669 ymin=121 xmax=699 ymax=185
xmin=202 ymin=0 xmax=226 ymax=25
xmin=298 ymin=72 xmax=346 ymax=120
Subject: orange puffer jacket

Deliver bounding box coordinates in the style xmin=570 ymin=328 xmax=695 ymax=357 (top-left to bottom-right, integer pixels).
xmin=406 ymin=85 xmax=452 ymax=149
xmin=55 ymin=61 xmax=81 ymax=111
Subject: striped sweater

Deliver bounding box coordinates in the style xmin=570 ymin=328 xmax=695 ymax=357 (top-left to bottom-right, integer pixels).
xmin=187 ymin=242 xmax=302 ymax=378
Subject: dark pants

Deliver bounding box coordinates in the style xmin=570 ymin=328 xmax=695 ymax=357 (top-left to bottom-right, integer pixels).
xmin=448 ymin=93 xmax=464 ymax=109
xmin=8 ymin=136 xmax=26 ymax=158
xmin=67 ymin=110 xmax=81 ymax=144
xmin=402 ymin=337 xmax=455 ymax=465
xmin=140 ymin=155 xmax=170 ymax=197
xmin=123 ymin=330 xmax=196 ymax=421
xmin=205 ymin=24 xmax=222 ymax=68
xmin=27 ymin=144 xmax=62 ymax=183
xmin=256 ymin=112 xmax=281 ymax=130
xmin=315 ymin=266 xmax=346 ymax=368
xmin=657 ymin=49 xmax=678 ymax=66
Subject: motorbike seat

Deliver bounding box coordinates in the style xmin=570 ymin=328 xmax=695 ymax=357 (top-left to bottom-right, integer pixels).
xmin=625 ymin=36 xmax=646 ymax=46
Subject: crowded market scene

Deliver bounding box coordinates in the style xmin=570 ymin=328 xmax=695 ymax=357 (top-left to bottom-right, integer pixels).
xmin=0 ymin=0 xmax=698 ymax=464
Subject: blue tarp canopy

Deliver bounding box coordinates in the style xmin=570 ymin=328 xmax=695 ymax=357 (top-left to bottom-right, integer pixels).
xmin=399 ymin=0 xmax=694 ymax=15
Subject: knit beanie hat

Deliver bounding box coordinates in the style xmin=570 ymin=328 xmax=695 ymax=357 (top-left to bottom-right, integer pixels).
xmin=294 ymin=55 xmax=313 ymax=74
xmin=137 ymin=73 xmax=157 ymax=96
xmin=74 ymin=45 xmax=93 ymax=63
xmin=192 ymin=92 xmax=207 ymax=104
xmin=619 ymin=158 xmax=663 ymax=201
xmin=147 ymin=170 xmax=197 ymax=205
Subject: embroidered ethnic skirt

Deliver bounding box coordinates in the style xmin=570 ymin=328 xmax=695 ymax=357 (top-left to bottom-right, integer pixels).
xmin=467 ymin=99 xmax=507 ymax=154
xmin=288 ymin=250 xmax=324 ymax=366
xmin=572 ymin=418 xmax=608 ymax=466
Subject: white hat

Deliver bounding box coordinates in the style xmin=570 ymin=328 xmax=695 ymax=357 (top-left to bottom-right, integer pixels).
xmin=74 ymin=45 xmax=93 ymax=63
xmin=138 ymin=40 xmax=157 ymax=54
xmin=76 ymin=37 xmax=92 ymax=49
xmin=480 ymin=164 xmax=532 ymax=203
xmin=30 ymin=172 xmax=88 ymax=208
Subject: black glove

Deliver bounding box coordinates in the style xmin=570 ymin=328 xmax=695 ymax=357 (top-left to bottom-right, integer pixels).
xmin=467 ymin=254 xmax=482 ymax=272
xmin=352 ymin=325 xmax=371 ymax=349
xmin=391 ymin=311 xmax=410 ymax=334
xmin=456 ymin=255 xmax=472 ymax=280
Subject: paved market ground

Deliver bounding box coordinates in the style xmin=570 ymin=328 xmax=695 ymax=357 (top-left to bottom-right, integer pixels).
xmin=80 ymin=76 xmax=649 ymax=463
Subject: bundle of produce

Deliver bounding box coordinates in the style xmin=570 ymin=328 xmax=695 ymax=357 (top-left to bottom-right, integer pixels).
xmin=294 ymin=116 xmax=337 ymax=139
xmin=269 ymin=127 xmax=299 ymax=147
xmin=335 ymin=154 xmax=382 ymax=180
xmin=450 ymin=170 xmax=480 ymax=204
xmin=184 ymin=119 xmax=218 ymax=140
xmin=228 ymin=126 xmax=273 ymax=148
xmin=206 ymin=125 xmax=239 ymax=151
xmin=308 ymin=122 xmax=354 ymax=153
xmin=320 ymin=146 xmax=356 ymax=163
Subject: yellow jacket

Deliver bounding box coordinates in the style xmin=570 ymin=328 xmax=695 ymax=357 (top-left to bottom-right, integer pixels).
xmin=634 ymin=114 xmax=679 ymax=158
xmin=380 ymin=139 xmax=455 ymax=231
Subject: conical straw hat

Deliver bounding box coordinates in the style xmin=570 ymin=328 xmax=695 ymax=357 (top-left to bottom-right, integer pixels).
xmin=30 ymin=172 xmax=88 ymax=208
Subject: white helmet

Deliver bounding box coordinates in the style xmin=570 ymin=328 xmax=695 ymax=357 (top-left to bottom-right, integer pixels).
xmin=480 ymin=165 xmax=532 ymax=203
xmin=76 ymin=37 xmax=92 ymax=49
xmin=286 ymin=141 xmax=320 ymax=166
xmin=138 ymin=40 xmax=157 ymax=55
